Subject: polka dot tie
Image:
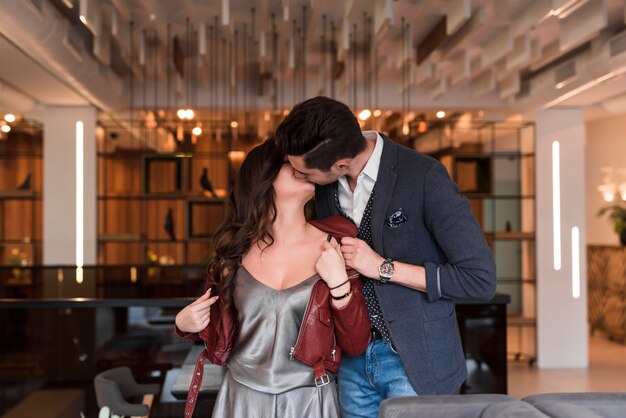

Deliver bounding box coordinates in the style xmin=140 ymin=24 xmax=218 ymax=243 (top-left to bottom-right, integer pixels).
xmin=334 ymin=185 xmax=391 ymax=342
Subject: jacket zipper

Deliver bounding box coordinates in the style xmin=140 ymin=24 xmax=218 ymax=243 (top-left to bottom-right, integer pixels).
xmin=289 ymin=279 xmax=321 ymax=360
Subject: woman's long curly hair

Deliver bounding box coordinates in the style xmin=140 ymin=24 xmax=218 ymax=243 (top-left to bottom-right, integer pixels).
xmin=207 ymin=138 xmax=285 ymax=309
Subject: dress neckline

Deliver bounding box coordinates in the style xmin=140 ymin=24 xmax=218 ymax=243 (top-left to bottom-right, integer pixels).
xmin=239 ymin=265 xmax=319 ymax=292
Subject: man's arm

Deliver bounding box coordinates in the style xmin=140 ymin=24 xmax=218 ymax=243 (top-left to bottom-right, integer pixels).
xmin=341 ymin=160 xmax=496 ymax=301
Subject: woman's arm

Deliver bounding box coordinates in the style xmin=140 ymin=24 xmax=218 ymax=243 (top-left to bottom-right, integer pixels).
xmin=331 ymin=279 xmax=371 ymax=356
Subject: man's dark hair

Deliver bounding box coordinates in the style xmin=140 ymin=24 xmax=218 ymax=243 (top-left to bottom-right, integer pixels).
xmin=274 ymin=96 xmax=367 ymax=171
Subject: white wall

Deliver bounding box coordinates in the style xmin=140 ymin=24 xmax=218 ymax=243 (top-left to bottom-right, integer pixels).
xmin=586 ymin=114 xmax=626 ymax=245
xmin=43 ymin=106 xmax=97 ymax=265
xmin=535 ymin=108 xmax=588 ymax=368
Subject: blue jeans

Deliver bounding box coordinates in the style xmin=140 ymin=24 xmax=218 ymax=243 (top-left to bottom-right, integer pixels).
xmin=338 ymin=340 xmax=418 ymax=418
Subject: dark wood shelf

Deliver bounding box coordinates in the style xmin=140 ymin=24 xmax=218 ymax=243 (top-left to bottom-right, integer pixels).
xmin=0 ymin=191 xmax=42 ymax=199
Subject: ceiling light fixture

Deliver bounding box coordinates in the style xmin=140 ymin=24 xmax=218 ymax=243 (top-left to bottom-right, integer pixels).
xmin=1 ymin=125 xmax=10 ymax=133
xmin=358 ymin=109 xmax=371 ymax=121
xmin=177 ymin=108 xmax=195 ymax=120
xmin=4 ymin=114 xmax=16 ymax=123
xmin=436 ymin=111 xmax=446 ymax=119
xmin=192 ymin=126 xmax=202 ymax=136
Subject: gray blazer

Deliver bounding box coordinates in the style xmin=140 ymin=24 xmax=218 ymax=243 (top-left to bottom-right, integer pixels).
xmin=315 ymin=134 xmax=496 ymax=395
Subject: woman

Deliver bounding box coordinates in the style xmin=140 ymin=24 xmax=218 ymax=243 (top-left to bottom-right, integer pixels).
xmin=175 ymin=138 xmax=371 ymax=417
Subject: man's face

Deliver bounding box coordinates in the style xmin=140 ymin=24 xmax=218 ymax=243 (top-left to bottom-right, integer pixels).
xmin=287 ymin=155 xmax=343 ymax=185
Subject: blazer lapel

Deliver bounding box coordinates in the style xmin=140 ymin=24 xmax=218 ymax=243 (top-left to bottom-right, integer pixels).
xmin=371 ymin=134 xmax=398 ymax=253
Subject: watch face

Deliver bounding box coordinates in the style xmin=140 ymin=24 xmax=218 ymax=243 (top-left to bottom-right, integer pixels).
xmin=379 ymin=261 xmax=394 ymax=279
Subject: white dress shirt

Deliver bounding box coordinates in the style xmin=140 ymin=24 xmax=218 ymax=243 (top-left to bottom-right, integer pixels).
xmin=337 ymin=131 xmax=384 ymax=227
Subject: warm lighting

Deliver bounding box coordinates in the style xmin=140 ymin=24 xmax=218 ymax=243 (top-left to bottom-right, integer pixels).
xmin=417 ymin=120 xmax=428 ymax=133
xmin=283 ymin=109 xmax=289 ymax=116
xmin=177 ymin=108 xmax=195 ymax=120
xmin=402 ymin=123 xmax=409 ymax=136
xmin=263 ymin=111 xmax=270 ymax=122
xmin=76 ymin=121 xmax=84 ymax=283
xmin=79 ymin=15 xmax=87 ymax=25
xmin=228 ymin=150 xmax=245 ymax=160
xmin=57 ymin=268 xmax=64 ymax=283
xmin=4 ymin=113 xmax=16 ymax=123
xmin=1 ymin=125 xmax=10 ymax=133
xmin=597 ymin=184 xmax=616 ymax=202
xmin=130 ymin=266 xmax=138 ymax=283
xmin=436 ymin=111 xmax=446 ymax=119
xmin=358 ymin=109 xmax=372 ymax=121
xmin=571 ymin=226 xmax=580 ymax=299
xmin=373 ymin=109 xmax=382 ymax=118
xmin=192 ymin=126 xmax=202 ymax=136
xmin=230 ymin=121 xmax=238 ymax=128
xmin=552 ymin=141 xmax=561 ymax=271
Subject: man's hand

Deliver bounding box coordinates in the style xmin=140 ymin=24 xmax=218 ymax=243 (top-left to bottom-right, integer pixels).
xmin=340 ymin=237 xmax=384 ymax=279
xmin=175 ymin=288 xmax=219 ymax=333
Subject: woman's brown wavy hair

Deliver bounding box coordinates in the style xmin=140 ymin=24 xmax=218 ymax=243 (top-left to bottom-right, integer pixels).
xmin=207 ymin=138 xmax=285 ymax=309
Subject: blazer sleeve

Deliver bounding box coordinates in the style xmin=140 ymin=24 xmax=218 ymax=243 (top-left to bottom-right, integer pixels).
xmin=331 ymin=279 xmax=371 ymax=356
xmin=422 ymin=160 xmax=497 ymax=302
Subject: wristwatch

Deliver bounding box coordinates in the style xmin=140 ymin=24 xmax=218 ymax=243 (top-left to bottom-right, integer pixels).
xmin=378 ymin=258 xmax=394 ymax=283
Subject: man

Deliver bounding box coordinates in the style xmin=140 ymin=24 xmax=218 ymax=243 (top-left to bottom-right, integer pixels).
xmin=275 ymin=96 xmax=496 ymax=418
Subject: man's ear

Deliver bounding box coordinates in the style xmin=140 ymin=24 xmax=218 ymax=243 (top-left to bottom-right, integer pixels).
xmin=333 ymin=159 xmax=351 ymax=173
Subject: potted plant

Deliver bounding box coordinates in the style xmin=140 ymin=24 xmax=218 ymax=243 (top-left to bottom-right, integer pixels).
xmin=597 ymin=203 xmax=626 ymax=246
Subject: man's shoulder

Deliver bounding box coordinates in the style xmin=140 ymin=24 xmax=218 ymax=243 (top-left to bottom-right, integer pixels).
xmin=386 ymin=139 xmax=439 ymax=173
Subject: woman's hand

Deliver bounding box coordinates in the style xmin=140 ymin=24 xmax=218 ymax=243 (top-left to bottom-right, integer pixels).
xmin=316 ymin=236 xmax=349 ymax=288
xmin=175 ymin=288 xmax=219 ymax=333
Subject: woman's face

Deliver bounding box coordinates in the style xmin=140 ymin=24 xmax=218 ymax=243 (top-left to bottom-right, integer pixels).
xmin=273 ymin=160 xmax=315 ymax=202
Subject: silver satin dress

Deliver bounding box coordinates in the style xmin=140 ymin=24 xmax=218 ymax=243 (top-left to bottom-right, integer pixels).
xmin=211 ymin=266 xmax=340 ymax=418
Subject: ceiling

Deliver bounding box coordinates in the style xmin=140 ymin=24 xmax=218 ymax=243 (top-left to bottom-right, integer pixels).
xmin=2 ymin=0 xmax=626 ymax=128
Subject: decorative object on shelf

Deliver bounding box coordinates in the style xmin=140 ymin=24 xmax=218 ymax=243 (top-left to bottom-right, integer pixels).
xmin=17 ymin=173 xmax=32 ymax=190
xmin=597 ymin=203 xmax=626 ymax=245
xmin=200 ymin=167 xmax=216 ymax=197
xmin=6 ymin=247 xmax=30 ymax=283
xmin=147 ymin=250 xmax=160 ymax=278
xmin=164 ymin=208 xmax=176 ymax=241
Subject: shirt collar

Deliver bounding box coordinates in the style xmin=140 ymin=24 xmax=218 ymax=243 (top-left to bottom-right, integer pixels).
xmin=360 ymin=130 xmax=383 ymax=182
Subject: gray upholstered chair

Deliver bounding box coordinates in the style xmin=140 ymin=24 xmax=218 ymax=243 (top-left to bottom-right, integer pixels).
xmin=523 ymin=393 xmax=626 ymax=418
xmin=94 ymin=366 xmax=160 ymax=417
xmin=379 ymin=394 xmax=518 ymax=418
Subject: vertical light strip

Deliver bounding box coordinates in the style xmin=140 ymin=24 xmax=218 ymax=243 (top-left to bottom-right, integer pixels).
xmin=552 ymin=141 xmax=561 ymax=271
xmin=76 ymin=121 xmax=84 ymax=284
xmin=571 ymin=226 xmax=580 ymax=299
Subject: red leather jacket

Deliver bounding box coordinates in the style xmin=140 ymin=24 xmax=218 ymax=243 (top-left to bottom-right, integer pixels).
xmin=176 ymin=216 xmax=371 ymax=417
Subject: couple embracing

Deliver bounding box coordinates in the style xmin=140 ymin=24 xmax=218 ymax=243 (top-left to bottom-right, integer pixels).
xmin=176 ymin=96 xmax=496 ymax=418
